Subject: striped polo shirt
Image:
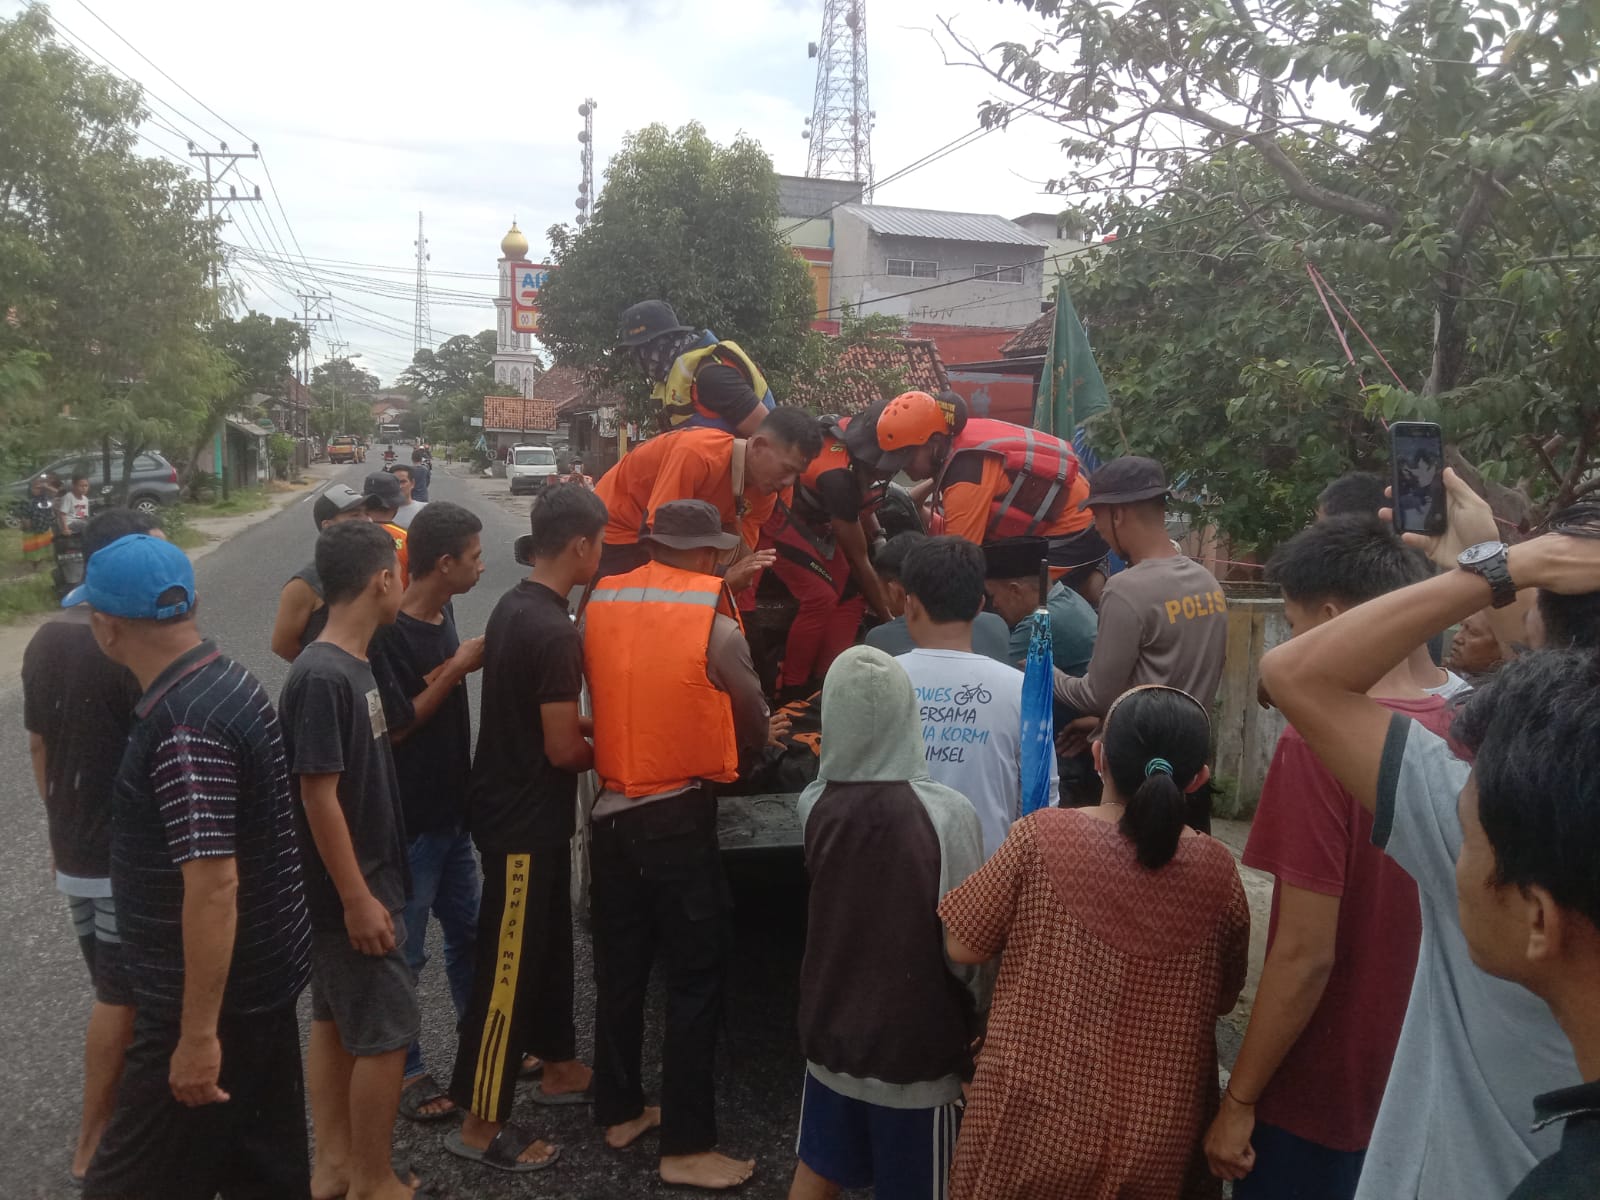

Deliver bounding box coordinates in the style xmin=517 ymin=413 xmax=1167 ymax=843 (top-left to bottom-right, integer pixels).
xmin=112 ymin=640 xmax=311 ymax=1015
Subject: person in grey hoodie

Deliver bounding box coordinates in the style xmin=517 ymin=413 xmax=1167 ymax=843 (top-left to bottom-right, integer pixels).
xmin=789 ymin=644 xmax=987 ymax=1200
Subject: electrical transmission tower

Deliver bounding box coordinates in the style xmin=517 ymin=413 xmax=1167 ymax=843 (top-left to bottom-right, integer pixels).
xmin=576 ymin=99 xmax=597 ymax=226
xmin=803 ymin=0 xmax=875 ymax=201
xmin=413 ymin=211 xmax=431 ymax=354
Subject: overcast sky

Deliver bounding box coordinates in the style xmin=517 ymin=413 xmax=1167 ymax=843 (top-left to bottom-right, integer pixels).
xmin=14 ymin=0 xmax=1078 ymax=382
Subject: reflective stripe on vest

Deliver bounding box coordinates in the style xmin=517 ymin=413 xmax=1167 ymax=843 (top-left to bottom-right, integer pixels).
xmin=945 ymin=419 xmax=1081 ymax=539
xmin=655 ymin=338 xmax=776 ymax=431
xmin=589 ymin=586 xmax=720 ymax=608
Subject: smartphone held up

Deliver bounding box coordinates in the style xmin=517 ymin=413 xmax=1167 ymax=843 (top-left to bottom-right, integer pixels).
xmin=1390 ymin=421 xmax=1448 ymax=537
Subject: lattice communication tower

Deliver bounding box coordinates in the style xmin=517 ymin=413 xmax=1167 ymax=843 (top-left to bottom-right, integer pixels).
xmin=577 ymin=99 xmax=597 ymax=226
xmin=803 ymin=0 xmax=874 ymax=201
xmin=413 ymin=211 xmax=431 ymax=354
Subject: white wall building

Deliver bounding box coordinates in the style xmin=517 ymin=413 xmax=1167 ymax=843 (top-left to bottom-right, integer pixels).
xmin=492 ymin=221 xmax=542 ymax=398
xmin=830 ymin=205 xmax=1047 ymax=330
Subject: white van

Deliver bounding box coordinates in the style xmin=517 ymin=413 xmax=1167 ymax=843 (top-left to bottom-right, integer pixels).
xmin=507 ymin=444 xmax=559 ymax=495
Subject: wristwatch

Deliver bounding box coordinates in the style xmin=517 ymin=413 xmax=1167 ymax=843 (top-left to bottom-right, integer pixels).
xmin=1458 ymin=542 xmax=1517 ymax=608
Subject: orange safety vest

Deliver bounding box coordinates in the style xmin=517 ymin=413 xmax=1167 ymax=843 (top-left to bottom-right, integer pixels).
xmin=940 ymin=418 xmax=1083 ymax=539
xmin=584 ymin=561 xmax=742 ymax=798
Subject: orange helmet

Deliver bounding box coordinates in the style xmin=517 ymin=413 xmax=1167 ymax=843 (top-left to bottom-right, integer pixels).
xmin=875 ymin=391 xmax=952 ymax=452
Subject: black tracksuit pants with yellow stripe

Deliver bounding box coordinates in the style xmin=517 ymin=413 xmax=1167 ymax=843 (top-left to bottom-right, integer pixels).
xmin=448 ymin=847 xmax=575 ymax=1122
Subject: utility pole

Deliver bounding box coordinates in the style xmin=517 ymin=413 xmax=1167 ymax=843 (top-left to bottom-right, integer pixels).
xmin=413 ymin=212 xmax=431 ymax=355
xmin=190 ymin=142 xmax=263 ymax=504
xmin=188 ymin=142 xmax=263 ymax=292
xmin=297 ymin=292 xmax=332 ymax=388
xmin=328 ymin=339 xmax=350 ymax=442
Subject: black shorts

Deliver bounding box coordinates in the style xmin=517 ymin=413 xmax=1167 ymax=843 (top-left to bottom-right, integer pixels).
xmin=84 ymin=1005 xmax=309 ymax=1200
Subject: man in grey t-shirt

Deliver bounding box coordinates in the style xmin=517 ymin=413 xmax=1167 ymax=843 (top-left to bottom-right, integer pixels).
xmin=1258 ymin=492 xmax=1600 ymax=1200
xmin=1053 ymin=458 xmax=1227 ymax=753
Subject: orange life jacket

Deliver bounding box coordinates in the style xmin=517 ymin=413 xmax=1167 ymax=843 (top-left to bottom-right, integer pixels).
xmin=584 ymin=561 xmax=742 ymax=798
xmin=941 ymin=418 xmax=1083 ymax=539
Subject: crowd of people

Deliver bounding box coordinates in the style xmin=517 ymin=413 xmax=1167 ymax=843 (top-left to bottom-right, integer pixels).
xmin=19 ymin=298 xmax=1600 ymax=1200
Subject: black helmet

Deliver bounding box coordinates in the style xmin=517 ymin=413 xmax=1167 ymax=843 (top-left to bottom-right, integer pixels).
xmin=618 ymin=300 xmax=694 ymax=347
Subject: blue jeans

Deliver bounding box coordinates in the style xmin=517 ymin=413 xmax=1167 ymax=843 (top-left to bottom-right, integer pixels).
xmin=401 ymin=828 xmax=481 ymax=1079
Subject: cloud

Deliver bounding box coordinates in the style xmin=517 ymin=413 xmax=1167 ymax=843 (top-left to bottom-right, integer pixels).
xmin=10 ymin=0 xmax=1075 ymax=380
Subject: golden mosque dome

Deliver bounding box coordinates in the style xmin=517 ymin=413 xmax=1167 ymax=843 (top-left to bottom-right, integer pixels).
xmin=500 ymin=220 xmax=529 ymax=260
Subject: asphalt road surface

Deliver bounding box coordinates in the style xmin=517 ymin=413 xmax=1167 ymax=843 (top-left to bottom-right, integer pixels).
xmin=0 ymin=462 xmax=813 ymax=1200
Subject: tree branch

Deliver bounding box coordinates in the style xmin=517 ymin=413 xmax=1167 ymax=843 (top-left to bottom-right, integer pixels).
xmin=1157 ymin=102 xmax=1401 ymax=230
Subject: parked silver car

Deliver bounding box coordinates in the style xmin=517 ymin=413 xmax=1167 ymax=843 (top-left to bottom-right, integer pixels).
xmin=4 ymin=449 xmax=182 ymax=527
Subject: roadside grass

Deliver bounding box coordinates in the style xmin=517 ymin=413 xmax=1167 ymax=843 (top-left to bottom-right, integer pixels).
xmin=0 ymin=572 xmax=58 ymax=622
xmin=192 ymin=486 xmax=274 ymax=517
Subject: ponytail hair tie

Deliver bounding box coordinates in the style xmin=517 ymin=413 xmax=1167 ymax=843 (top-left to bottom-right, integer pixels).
xmin=1144 ymin=757 xmax=1174 ymax=778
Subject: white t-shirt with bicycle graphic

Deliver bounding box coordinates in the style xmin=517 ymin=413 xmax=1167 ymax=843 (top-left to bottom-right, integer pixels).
xmin=897 ymin=647 xmax=1059 ymax=859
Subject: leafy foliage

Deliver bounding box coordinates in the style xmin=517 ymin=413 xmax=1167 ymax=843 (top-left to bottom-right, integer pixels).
xmin=537 ymin=123 xmax=815 ymax=418
xmin=0 ymin=8 xmax=226 ymax=475
xmin=398 ymin=329 xmax=503 ymax=446
xmin=951 ymin=0 xmax=1600 ymax=547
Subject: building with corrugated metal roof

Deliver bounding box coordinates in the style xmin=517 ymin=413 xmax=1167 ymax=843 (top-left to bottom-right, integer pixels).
xmin=829 ymin=203 xmax=1047 ymax=331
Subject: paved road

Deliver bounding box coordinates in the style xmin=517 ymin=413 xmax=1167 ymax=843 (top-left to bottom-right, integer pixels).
xmin=0 ymin=462 xmax=811 ymax=1199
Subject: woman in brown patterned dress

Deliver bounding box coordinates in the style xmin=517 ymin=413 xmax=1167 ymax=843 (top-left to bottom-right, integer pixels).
xmin=940 ymin=685 xmax=1250 ymax=1200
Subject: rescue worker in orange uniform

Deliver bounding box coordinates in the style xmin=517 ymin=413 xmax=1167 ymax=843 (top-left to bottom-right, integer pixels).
xmin=582 ymin=500 xmax=770 ymax=1191
xmin=761 ymin=413 xmax=895 ymax=695
xmin=618 ymin=300 xmax=776 ymax=437
xmin=592 ymin=407 xmax=822 ymax=586
xmin=858 ymin=391 xmax=1111 ymax=605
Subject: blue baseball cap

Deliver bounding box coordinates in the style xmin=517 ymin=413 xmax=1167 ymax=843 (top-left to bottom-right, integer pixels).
xmin=62 ymin=533 xmax=196 ymax=619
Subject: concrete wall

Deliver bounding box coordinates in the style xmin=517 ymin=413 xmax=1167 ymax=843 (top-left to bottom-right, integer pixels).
xmin=1212 ymin=596 xmax=1290 ymax=820
xmin=830 ymin=215 xmax=1045 ymax=329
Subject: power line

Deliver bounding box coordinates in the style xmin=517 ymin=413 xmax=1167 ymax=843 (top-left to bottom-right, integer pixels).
xmin=69 ymin=0 xmax=254 ymax=143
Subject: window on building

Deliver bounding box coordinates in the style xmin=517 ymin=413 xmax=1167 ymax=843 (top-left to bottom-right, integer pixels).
xmin=887 ymin=258 xmax=939 ymax=279
xmin=974 ymin=263 xmax=1026 ymax=283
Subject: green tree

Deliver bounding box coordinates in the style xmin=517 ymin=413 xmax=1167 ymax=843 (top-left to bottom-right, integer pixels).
xmin=789 ymin=307 xmax=918 ymax=412
xmin=399 ymin=330 xmax=500 ymax=400
xmin=0 ymin=8 xmax=226 ymax=478
xmin=311 ymin=355 xmax=379 ymax=437
xmin=949 ymin=0 xmax=1600 ymax=543
xmin=536 ymin=122 xmax=815 ymax=416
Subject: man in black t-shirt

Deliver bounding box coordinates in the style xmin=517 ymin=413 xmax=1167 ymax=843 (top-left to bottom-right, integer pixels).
xmin=369 ymin=501 xmax=487 ymax=1122
xmin=443 ymin=485 xmax=606 ymax=1175
xmin=67 ymin=534 xmax=313 ymax=1200
xmin=23 ymin=510 xmax=147 ymax=1183
xmin=280 ymin=520 xmax=417 ymax=1200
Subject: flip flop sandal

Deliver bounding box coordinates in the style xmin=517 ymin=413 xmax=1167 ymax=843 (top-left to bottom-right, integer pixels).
xmin=531 ymin=1085 xmax=593 ymax=1107
xmin=399 ymin=1073 xmax=459 ymax=1123
xmin=444 ymin=1122 xmax=562 ymax=1174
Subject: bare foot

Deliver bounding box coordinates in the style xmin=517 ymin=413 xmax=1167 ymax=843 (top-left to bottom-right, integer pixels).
xmin=540 ymin=1059 xmax=593 ymax=1099
xmin=351 ymin=1177 xmax=415 ymax=1200
xmin=310 ymin=1161 xmax=349 ymax=1200
xmin=521 ymin=1053 xmax=542 ymax=1076
xmin=460 ymin=1114 xmax=558 ymax=1166
xmin=659 ymin=1151 xmax=756 ymax=1190
xmin=605 ymin=1106 xmax=662 ymax=1149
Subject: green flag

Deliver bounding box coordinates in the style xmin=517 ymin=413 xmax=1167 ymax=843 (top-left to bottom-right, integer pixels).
xmin=1033 ymin=277 xmax=1109 ymax=437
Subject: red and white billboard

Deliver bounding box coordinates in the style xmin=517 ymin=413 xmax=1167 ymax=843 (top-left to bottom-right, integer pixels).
xmin=510 ymin=262 xmax=551 ymax=333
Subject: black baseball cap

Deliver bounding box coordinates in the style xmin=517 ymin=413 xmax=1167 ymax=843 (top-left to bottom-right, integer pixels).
xmin=641 ymin=499 xmax=740 ymax=551
xmin=362 ymin=471 xmax=405 ymax=511
xmin=617 ymin=300 xmax=694 ymax=348
xmin=1080 ymin=456 xmax=1169 ymax=508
